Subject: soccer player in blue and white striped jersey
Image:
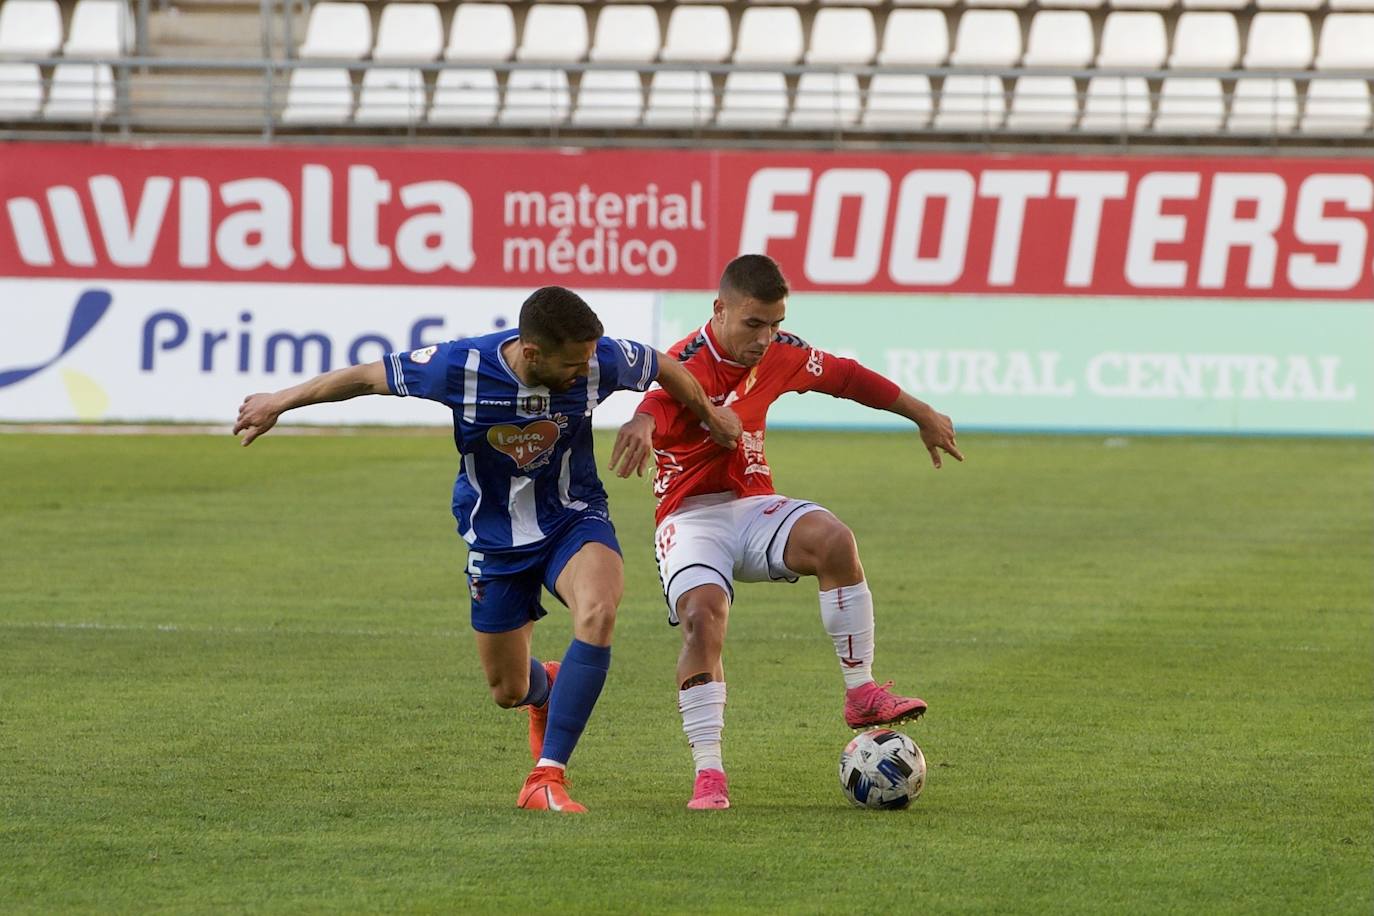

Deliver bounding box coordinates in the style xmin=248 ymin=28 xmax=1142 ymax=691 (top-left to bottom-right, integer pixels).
xmin=235 ymin=286 xmax=740 ymax=812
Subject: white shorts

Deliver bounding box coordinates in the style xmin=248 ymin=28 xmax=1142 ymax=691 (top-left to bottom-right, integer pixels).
xmin=653 ymin=492 xmax=826 ymax=624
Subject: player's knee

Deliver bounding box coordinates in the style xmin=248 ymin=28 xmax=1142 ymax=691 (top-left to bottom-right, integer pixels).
xmin=678 ymin=595 xmax=728 ymax=646
xmin=818 ymin=520 xmax=862 ymax=579
xmin=489 ymin=680 xmax=528 ymax=709
xmin=573 ymin=598 xmax=618 ymax=644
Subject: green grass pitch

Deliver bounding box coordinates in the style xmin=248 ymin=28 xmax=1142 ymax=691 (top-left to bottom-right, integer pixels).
xmin=1 ymin=429 xmax=1370 ymax=913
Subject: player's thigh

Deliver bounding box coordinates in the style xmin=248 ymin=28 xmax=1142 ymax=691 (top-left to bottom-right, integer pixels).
xmin=552 ymin=541 xmax=623 ymax=646
xmin=735 ymin=495 xmax=827 ymax=583
xmin=778 ymin=507 xmax=858 ymax=578
xmin=655 ymin=509 xmax=738 ymax=626
xmin=547 ymin=513 xmax=625 ymax=611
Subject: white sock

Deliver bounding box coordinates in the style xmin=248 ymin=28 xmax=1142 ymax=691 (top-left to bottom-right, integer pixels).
xmin=678 ymin=681 xmax=726 ymax=773
xmin=535 ymin=758 xmax=565 ymax=771
xmin=819 ymin=581 xmax=876 ymax=690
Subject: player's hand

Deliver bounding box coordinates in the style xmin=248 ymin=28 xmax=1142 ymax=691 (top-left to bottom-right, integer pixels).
xmin=706 ymin=405 xmax=742 ymax=451
xmin=234 ymin=393 xmax=281 ymax=447
xmin=609 ymin=413 xmax=655 ymax=478
xmin=919 ymin=411 xmax=963 ymax=469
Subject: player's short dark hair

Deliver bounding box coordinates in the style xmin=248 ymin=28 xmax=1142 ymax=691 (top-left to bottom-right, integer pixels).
xmin=720 ymin=254 xmax=790 ymax=304
xmin=519 ymin=286 xmax=604 ymax=349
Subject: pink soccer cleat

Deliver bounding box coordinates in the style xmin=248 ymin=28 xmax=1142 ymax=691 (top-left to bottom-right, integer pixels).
xmin=844 ymin=680 xmax=928 ymax=730
xmin=686 ymin=768 xmax=730 ymax=810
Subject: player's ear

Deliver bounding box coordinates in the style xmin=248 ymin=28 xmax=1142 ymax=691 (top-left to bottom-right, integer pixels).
xmin=712 ymin=298 xmax=725 ymax=319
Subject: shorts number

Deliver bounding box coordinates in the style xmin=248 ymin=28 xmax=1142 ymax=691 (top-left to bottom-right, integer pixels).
xmin=656 ymin=524 xmax=677 ymax=558
xmin=466 ymin=551 xmax=484 ymax=576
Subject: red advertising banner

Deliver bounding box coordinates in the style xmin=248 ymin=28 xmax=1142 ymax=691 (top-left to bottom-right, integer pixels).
xmin=2 ymin=143 xmax=1370 ymax=298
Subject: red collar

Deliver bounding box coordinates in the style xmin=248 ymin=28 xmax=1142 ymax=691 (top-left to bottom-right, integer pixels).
xmin=701 ymin=321 xmax=746 ymax=368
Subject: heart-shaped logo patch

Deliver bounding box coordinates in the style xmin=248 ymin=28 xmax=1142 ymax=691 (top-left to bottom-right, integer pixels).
xmin=487 ymin=420 xmax=561 ymax=469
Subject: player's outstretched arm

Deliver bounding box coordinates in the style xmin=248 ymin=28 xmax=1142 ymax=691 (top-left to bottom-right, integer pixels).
xmin=234 ymin=361 xmax=391 ymax=446
xmin=653 ymin=355 xmax=741 ymax=450
xmin=887 ymin=390 xmax=964 ymax=470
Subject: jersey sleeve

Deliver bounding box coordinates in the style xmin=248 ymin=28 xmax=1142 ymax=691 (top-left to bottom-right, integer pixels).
xmin=598 ymin=337 xmax=660 ymax=394
xmin=788 ymin=343 xmax=900 ymax=409
xmin=383 ymin=341 xmax=459 ymax=403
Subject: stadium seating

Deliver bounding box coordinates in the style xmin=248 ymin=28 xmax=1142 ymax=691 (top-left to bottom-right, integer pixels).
xmin=0 ymin=0 xmax=1368 ymax=140
xmin=0 ymin=0 xmax=62 ymax=57
xmin=281 ymin=67 xmax=353 ymax=123
xmin=63 ymin=0 xmax=131 ymax=58
xmin=298 ymin=2 xmax=371 ymax=60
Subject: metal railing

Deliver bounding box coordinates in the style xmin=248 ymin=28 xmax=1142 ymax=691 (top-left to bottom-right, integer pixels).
xmin=2 ymin=57 xmax=1372 ymax=151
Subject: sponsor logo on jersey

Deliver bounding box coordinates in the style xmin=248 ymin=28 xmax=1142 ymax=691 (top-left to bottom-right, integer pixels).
xmin=487 ymin=419 xmax=561 ymax=469
xmin=409 ymin=345 xmax=437 ymax=364
xmin=518 ymin=393 xmax=549 ymax=416
xmin=616 ymin=339 xmax=639 ymax=367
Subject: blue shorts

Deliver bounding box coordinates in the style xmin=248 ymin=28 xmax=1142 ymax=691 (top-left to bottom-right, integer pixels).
xmin=465 ymin=510 xmax=621 ymax=634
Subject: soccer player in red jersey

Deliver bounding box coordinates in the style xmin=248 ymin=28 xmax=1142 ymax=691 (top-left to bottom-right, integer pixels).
xmin=608 ymin=254 xmax=963 ymax=810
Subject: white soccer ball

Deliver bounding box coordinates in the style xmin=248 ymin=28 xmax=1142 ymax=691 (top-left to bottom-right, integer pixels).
xmin=839 ymin=728 xmax=926 ymax=809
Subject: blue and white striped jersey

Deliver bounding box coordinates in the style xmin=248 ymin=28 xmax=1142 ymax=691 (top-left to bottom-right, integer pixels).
xmin=383 ymin=331 xmax=659 ymax=553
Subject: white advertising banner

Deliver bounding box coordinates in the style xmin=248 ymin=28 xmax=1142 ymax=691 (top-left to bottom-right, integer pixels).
xmin=0 ymin=279 xmax=660 ymax=427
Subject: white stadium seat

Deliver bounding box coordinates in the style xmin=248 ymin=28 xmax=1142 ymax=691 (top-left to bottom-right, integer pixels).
xmin=1079 ymin=76 xmax=1151 ymax=131
xmin=354 ymin=67 xmax=425 ymax=123
xmin=572 ymin=71 xmax=643 ymax=125
xmin=1300 ymin=80 xmax=1372 ymax=133
xmin=446 ymin=4 xmax=516 ymax=62
xmin=428 ymin=68 xmax=498 ymax=124
xmin=1256 ymin=0 xmax=1322 ymax=8
xmin=43 ymin=62 xmax=114 ymax=120
xmin=1153 ymin=77 xmax=1225 ymax=132
xmin=499 ymin=68 xmax=571 ymax=125
xmin=298 ymin=2 xmax=371 ymax=60
xmin=1168 ymin=13 xmax=1240 ymax=69
xmin=806 ymin=8 xmax=877 ymax=65
xmin=1315 ymin=14 xmax=1374 ymax=69
xmin=0 ymin=62 xmax=43 ymax=117
xmin=892 ymin=0 xmax=957 ymax=9
xmin=1097 ymin=12 xmax=1167 ymax=67
xmin=716 ymin=71 xmax=789 ymax=127
xmin=1227 ymin=78 xmax=1299 ymax=133
xmin=1023 ymin=11 xmax=1094 ymax=67
xmin=734 ymin=7 xmax=803 ymax=64
xmin=862 ymin=75 xmax=934 ymax=129
xmin=517 ymin=4 xmax=589 ymax=62
xmin=933 ymin=75 xmax=1006 ymax=130
xmin=1006 ymin=76 xmax=1080 ymax=130
xmin=660 ymin=6 xmax=732 ymax=63
xmin=877 ymin=10 xmax=949 ymax=66
xmin=1039 ymin=0 xmax=1104 ymax=8
xmin=949 ymin=10 xmax=1021 ymax=67
xmin=589 ymin=5 xmax=659 ymax=63
xmin=643 ymin=70 xmax=715 ymax=126
xmin=0 ymin=0 xmax=63 ymax=57
xmin=63 ymin=0 xmax=131 ymax=58
xmin=966 ymin=0 xmax=1029 ymax=7
xmin=280 ymin=67 xmax=353 ymax=123
xmin=373 ymin=4 xmax=443 ymax=62
xmin=789 ymin=72 xmax=861 ymax=128
xmin=1108 ymin=0 xmax=1173 ymax=9
xmin=1329 ymin=0 xmax=1374 ymax=9
xmin=1244 ymin=13 xmax=1314 ymax=69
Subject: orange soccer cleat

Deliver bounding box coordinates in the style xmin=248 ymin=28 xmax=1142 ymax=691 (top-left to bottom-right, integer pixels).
xmin=516 ymin=765 xmax=587 ymax=814
xmin=526 ymin=660 xmax=560 ymax=761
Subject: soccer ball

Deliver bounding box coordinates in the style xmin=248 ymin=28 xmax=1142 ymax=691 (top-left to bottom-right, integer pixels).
xmin=839 ymin=728 xmax=926 ymax=809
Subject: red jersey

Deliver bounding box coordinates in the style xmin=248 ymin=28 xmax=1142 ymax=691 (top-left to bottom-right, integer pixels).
xmin=637 ymin=321 xmax=898 ymax=524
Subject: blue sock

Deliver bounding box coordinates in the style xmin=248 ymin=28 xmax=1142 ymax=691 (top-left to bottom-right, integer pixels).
xmin=519 ymin=657 xmax=550 ymax=709
xmin=540 ymin=639 xmax=612 ymax=765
